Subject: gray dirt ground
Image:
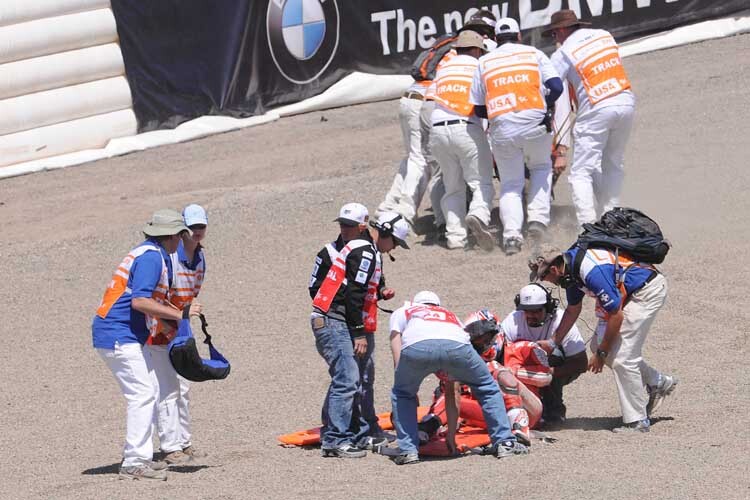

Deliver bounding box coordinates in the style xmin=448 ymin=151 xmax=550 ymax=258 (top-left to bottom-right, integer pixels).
xmin=1 ymin=34 xmax=749 ymax=500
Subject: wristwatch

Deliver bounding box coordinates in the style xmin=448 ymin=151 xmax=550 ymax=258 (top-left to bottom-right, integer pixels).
xmin=596 ymin=348 xmax=608 ymax=358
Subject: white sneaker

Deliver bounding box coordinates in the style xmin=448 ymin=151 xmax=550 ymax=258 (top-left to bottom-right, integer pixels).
xmin=647 ymin=374 xmax=678 ymax=416
xmin=119 ymin=464 xmax=167 ymax=481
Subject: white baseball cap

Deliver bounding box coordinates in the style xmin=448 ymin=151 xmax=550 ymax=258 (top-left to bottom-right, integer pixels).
xmin=334 ymin=202 xmax=369 ymax=227
xmin=183 ymin=204 xmax=208 ymax=227
xmin=413 ymin=291 xmax=441 ymax=306
xmin=495 ymin=17 xmax=520 ymax=36
xmin=375 ymin=212 xmax=410 ymax=249
xmin=517 ymin=284 xmax=549 ymax=310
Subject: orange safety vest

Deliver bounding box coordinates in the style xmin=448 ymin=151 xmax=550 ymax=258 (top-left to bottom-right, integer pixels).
xmin=565 ymin=31 xmax=631 ymax=105
xmin=149 ymin=247 xmax=206 ymax=345
xmin=96 ymin=243 xmax=171 ymax=337
xmin=480 ymin=48 xmax=544 ymax=119
xmin=424 ymin=50 xmax=456 ymax=101
xmin=431 ymin=52 xmax=475 ymax=114
xmin=312 ymin=239 xmax=382 ymax=333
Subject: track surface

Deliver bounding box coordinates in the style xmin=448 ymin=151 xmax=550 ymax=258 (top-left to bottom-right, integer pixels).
xmin=2 ymin=34 xmax=749 ymax=500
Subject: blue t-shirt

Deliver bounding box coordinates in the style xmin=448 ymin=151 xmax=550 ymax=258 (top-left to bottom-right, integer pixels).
xmin=564 ymin=247 xmax=656 ymax=313
xmin=92 ymin=241 xmax=173 ymax=349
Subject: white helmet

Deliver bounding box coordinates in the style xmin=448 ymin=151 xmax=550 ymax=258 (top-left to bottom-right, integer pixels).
xmin=413 ymin=290 xmax=440 ymax=306
xmin=515 ymin=283 xmax=552 ymax=311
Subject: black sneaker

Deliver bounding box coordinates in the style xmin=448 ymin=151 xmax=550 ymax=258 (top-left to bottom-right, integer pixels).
xmin=393 ymin=452 xmax=420 ymax=465
xmin=359 ymin=436 xmax=388 ymax=451
xmin=321 ymin=444 xmax=367 ymax=458
xmin=493 ymin=440 xmax=530 ymax=458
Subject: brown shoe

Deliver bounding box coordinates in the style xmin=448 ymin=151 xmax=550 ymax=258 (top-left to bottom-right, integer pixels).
xmin=182 ymin=445 xmax=208 ymax=458
xmin=164 ymin=450 xmax=193 ymax=465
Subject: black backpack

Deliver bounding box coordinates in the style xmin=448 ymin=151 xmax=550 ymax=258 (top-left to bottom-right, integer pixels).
xmin=410 ymin=33 xmax=457 ymax=81
xmin=568 ymin=207 xmax=671 ymax=284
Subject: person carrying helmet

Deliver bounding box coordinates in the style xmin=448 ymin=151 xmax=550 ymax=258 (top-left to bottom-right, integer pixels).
xmin=389 ymin=292 xmax=528 ymax=465
xmin=311 ymin=211 xmax=408 ymax=458
xmin=500 ymin=283 xmax=588 ymax=424
xmin=92 ymin=210 xmax=199 ymax=481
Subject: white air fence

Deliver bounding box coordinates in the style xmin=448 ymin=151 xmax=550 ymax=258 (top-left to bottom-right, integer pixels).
xmin=0 ymin=0 xmax=135 ymax=167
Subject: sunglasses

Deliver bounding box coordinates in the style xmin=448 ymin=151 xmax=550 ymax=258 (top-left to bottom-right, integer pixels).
xmin=189 ymin=224 xmax=207 ymax=230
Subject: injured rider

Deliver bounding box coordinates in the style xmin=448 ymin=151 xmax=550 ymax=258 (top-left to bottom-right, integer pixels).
xmin=418 ymin=309 xmax=553 ymax=446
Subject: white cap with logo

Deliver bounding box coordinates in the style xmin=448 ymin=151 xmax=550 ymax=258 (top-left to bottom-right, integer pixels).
xmin=517 ymin=284 xmax=549 ymax=310
xmin=334 ymin=202 xmax=369 ymax=226
xmin=495 ymin=17 xmax=520 ymax=36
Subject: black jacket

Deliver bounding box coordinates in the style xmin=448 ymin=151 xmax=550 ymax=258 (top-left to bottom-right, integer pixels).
xmin=309 ymin=231 xmax=385 ymax=338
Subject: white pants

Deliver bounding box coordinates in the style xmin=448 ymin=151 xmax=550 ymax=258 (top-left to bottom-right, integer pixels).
xmin=146 ymin=344 xmax=185 ymax=453
xmin=98 ymin=342 xmax=158 ymax=467
xmin=569 ymin=105 xmax=635 ymax=226
xmin=490 ymin=125 xmax=552 ymax=241
xmin=420 ymin=100 xmax=445 ymax=226
xmin=592 ymin=274 xmax=667 ymax=423
xmin=379 ymin=97 xmax=429 ymax=224
xmin=177 ymin=376 xmax=192 ymax=448
xmin=430 ymin=122 xmax=494 ymax=248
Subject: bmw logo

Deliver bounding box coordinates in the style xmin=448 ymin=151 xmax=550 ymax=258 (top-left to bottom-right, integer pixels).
xmin=267 ymin=0 xmax=340 ymax=85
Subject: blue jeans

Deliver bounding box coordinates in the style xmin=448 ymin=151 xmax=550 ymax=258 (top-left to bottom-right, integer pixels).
xmin=312 ymin=314 xmax=374 ymax=448
xmin=391 ymin=339 xmax=513 ymax=454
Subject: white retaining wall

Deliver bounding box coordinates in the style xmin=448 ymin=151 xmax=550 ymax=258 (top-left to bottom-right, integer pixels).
xmin=1 ymin=10 xmax=748 ymax=179
xmin=0 ymin=0 xmax=135 ymax=168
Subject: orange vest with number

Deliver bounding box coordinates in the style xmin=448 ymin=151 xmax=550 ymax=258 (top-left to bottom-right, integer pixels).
xmin=432 ymin=54 xmax=478 ymax=117
xmin=480 ymin=47 xmax=544 ymax=119
xmin=564 ymin=30 xmax=631 ymax=105
xmin=312 ymin=239 xmax=382 ymax=333
xmin=96 ymin=243 xmax=171 ymax=337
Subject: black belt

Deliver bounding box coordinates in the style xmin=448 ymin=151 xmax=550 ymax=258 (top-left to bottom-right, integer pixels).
xmin=629 ymin=271 xmax=658 ymax=296
xmin=433 ymin=119 xmax=470 ymax=127
xmin=402 ymin=91 xmax=424 ymax=101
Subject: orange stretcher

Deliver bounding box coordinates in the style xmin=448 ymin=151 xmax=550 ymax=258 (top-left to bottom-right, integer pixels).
xmin=418 ymin=425 xmax=492 ymax=456
xmin=278 ymin=406 xmax=492 ymax=454
xmin=278 ymin=411 xmax=398 ymax=446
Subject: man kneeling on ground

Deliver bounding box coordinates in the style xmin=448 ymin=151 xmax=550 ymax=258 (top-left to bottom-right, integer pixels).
xmin=389 ymin=291 xmax=529 ymax=465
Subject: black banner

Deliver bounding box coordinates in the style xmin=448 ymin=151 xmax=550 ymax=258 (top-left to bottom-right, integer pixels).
xmin=111 ymin=1 xmax=747 ymax=131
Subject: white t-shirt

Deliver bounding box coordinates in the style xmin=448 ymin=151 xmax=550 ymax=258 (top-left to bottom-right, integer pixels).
xmin=389 ymin=302 xmax=470 ymax=350
xmin=500 ymin=309 xmax=585 ymax=356
xmin=470 ymin=42 xmax=559 ymax=138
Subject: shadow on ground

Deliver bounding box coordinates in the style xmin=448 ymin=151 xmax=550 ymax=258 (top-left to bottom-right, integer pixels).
xmin=82 ymin=463 xmax=211 ymax=475
xmin=559 ymin=415 xmax=674 ymax=432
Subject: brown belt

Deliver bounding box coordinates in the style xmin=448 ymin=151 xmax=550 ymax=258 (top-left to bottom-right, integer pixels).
xmin=402 ymin=91 xmax=424 ymax=101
